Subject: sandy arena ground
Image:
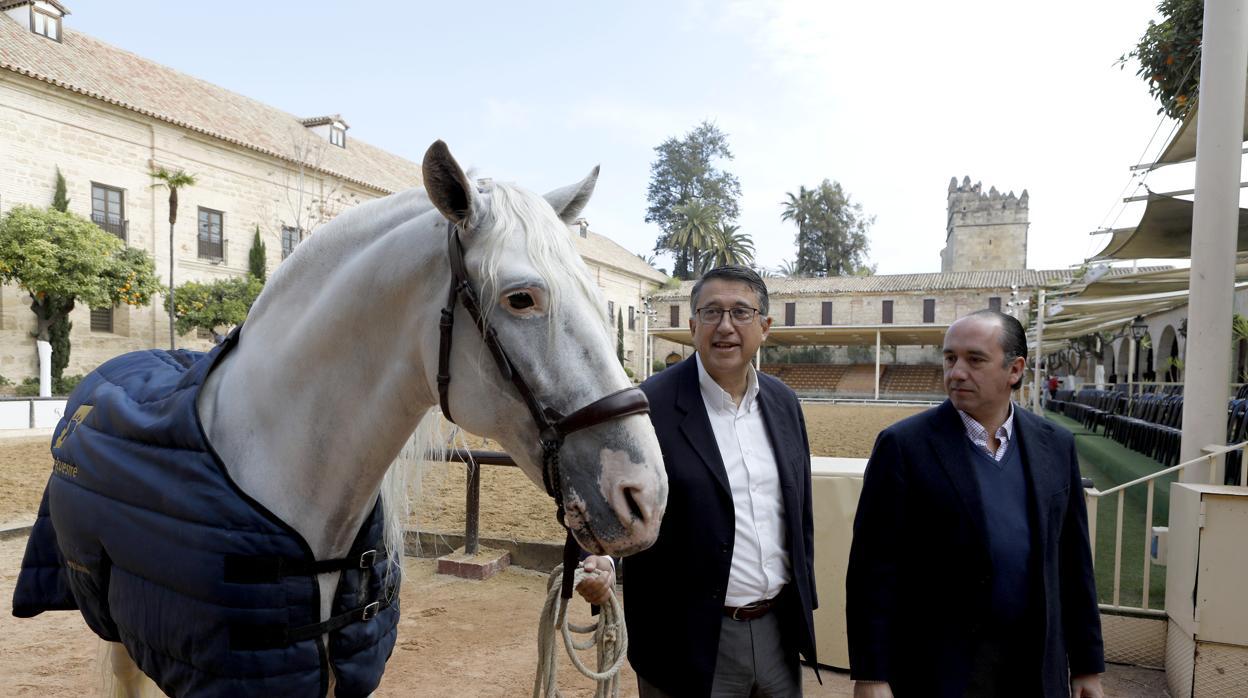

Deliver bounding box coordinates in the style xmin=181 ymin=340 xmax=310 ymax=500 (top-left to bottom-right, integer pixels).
xmin=0 ymin=404 xmax=1168 ymax=695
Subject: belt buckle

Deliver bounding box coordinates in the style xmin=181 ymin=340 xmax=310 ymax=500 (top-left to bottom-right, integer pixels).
xmin=359 ymin=549 xmax=376 ymax=568
xmin=731 ymin=605 xmax=747 ymax=621
xmin=361 ymin=601 xmax=380 ymax=621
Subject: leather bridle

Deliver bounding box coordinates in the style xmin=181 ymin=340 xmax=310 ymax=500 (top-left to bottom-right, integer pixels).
xmin=436 ymin=221 xmax=650 ymax=598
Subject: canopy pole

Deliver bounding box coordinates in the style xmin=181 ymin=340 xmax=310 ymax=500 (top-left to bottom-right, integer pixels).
xmin=1127 ymin=336 xmax=1137 ymax=397
xmin=1180 ymin=0 xmax=1248 ymax=482
xmin=1032 ymin=289 xmax=1046 ymax=414
xmin=874 ymin=330 xmax=881 ymax=401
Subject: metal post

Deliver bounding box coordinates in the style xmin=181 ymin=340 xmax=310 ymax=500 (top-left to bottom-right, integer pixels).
xmin=464 ymin=460 xmax=480 ymax=555
xmin=1179 ymin=0 xmax=1248 ymax=481
xmin=874 ymin=330 xmax=881 ymax=401
xmin=1127 ymin=336 xmax=1137 ymax=400
xmin=642 ymin=302 xmax=650 ymax=380
xmin=1032 ymin=289 xmax=1046 ymax=414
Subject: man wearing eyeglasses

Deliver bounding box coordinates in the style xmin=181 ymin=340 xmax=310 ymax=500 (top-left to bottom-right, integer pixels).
xmin=585 ymin=264 xmax=818 ymax=697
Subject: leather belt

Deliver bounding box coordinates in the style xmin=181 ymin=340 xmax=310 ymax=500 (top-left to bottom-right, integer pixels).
xmin=723 ymin=596 xmax=777 ymax=621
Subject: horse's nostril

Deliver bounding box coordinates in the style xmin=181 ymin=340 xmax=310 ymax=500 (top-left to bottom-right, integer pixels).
xmin=622 ymin=486 xmax=645 ymax=523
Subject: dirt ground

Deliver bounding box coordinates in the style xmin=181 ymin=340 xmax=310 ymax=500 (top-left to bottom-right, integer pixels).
xmin=0 ymin=405 xmax=1169 ymax=695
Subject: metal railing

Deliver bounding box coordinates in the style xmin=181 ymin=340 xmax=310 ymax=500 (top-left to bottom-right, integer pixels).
xmin=1084 ymin=440 xmax=1248 ymax=614
xmin=436 ymin=449 xmax=519 ymax=555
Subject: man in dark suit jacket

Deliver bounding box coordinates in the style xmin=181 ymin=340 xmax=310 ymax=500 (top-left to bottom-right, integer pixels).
xmin=583 ymin=265 xmax=817 ymax=696
xmin=846 ymin=310 xmax=1104 ymax=698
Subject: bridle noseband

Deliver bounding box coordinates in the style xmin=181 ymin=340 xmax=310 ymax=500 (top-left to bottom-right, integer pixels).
xmin=436 ymin=221 xmax=650 ymax=598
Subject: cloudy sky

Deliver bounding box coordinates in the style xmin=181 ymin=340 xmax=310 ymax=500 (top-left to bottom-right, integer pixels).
xmin=70 ymin=1 xmax=1200 ymax=275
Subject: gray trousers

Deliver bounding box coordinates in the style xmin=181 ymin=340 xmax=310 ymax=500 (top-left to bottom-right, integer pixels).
xmin=637 ymin=611 xmax=801 ymax=698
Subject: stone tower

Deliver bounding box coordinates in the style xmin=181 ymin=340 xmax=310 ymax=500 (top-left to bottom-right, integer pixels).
xmin=940 ymin=176 xmax=1029 ymax=272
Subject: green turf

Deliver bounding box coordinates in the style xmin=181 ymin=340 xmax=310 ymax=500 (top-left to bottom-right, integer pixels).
xmin=1042 ymin=411 xmax=1173 ymax=609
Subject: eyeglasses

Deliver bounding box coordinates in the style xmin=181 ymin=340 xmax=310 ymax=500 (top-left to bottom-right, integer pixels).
xmin=695 ymin=306 xmax=761 ymax=325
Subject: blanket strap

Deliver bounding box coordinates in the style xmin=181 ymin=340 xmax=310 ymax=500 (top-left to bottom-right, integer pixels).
xmin=224 ymin=549 xmax=381 ymax=584
xmin=229 ymin=596 xmax=392 ymax=650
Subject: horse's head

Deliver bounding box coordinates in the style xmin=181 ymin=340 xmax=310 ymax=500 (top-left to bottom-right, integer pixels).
xmin=420 ymin=141 xmax=667 ymax=557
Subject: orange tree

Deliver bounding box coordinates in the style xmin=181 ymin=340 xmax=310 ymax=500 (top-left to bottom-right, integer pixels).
xmin=1119 ymin=0 xmax=1203 ymax=119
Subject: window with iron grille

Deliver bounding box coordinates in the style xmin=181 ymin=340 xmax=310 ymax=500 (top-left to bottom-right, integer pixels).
xmin=784 ymin=302 xmax=795 ymax=326
xmin=882 ymin=300 xmax=894 ymax=324
xmin=608 ymin=300 xmax=614 ymax=320
xmin=198 ymin=208 xmax=224 ymax=260
xmin=670 ymin=305 xmax=679 ymax=328
xmin=988 ymin=296 xmax=1002 ymax=312
xmin=90 ymin=307 xmax=113 ymax=333
xmin=628 ymin=306 xmax=635 ymax=331
xmin=91 ymin=183 xmax=126 ymax=241
xmin=923 ymin=298 xmax=936 ymax=323
xmin=281 ymin=226 xmax=302 ymax=259
xmin=821 ymin=301 xmax=833 ymax=325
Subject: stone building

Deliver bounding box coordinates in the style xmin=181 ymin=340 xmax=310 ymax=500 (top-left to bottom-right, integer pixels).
xmin=0 ymin=3 xmax=665 ymax=382
xmin=941 ymin=176 xmax=1029 ymax=273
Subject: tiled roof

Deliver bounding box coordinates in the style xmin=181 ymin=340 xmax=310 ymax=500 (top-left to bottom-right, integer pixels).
xmin=0 ymin=15 xmax=421 ymax=193
xmin=299 ymin=114 xmax=349 ymax=128
xmin=0 ymin=1 xmax=69 ymax=14
xmin=570 ymin=226 xmax=669 ymax=284
xmin=649 ymin=267 xmax=1170 ymax=299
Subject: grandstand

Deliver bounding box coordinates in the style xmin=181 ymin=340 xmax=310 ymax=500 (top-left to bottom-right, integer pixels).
xmin=761 ymin=363 xmax=943 ymax=399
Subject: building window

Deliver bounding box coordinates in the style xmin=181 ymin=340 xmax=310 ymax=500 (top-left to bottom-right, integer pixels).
xmin=197 ymin=208 xmax=224 ymax=261
xmin=90 ymin=307 xmax=113 ymax=333
xmin=670 ymin=305 xmax=680 ymax=328
xmin=628 ymin=305 xmax=635 ymax=331
xmin=988 ymin=296 xmax=1002 ymax=312
xmin=608 ymin=300 xmax=615 ymax=320
xmin=91 ymin=183 xmax=126 ymax=241
xmin=784 ymin=302 xmax=796 ymax=327
xmin=882 ymin=300 xmax=894 ymax=324
xmin=31 ymin=7 xmax=61 ymax=41
xmin=330 ymin=124 xmax=346 ymax=148
xmin=923 ymin=298 xmax=936 ymax=324
xmin=821 ymin=301 xmax=833 ymax=325
xmin=281 ymin=225 xmax=302 ymax=260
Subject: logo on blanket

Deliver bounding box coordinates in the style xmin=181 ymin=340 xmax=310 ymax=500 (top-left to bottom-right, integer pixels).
xmin=52 ymin=404 xmax=93 ymax=450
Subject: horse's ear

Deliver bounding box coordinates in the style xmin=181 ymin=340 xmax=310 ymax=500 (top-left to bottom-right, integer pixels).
xmin=422 ymin=140 xmax=476 ymax=227
xmin=544 ymin=166 xmax=600 ymax=225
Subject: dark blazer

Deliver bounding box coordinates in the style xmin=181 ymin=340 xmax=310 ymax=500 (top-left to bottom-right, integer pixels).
xmin=846 ymin=400 xmax=1104 ymax=698
xmin=624 ymin=356 xmax=818 ymax=697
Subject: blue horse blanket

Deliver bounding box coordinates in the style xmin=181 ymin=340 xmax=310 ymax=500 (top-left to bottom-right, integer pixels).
xmin=12 ymin=334 xmax=399 ymax=697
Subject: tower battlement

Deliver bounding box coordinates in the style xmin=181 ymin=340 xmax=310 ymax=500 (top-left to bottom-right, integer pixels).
xmin=941 ymin=175 xmax=1030 ymax=272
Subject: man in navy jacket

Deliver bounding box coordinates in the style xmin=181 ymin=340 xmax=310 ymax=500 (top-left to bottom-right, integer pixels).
xmin=584 ymin=265 xmax=817 ymax=696
xmin=847 ymin=310 xmax=1104 ymax=697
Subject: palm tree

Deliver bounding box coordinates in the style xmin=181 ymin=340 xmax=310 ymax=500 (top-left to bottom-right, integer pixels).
xmin=668 ymin=199 xmax=720 ymax=278
xmin=776 ymin=259 xmax=802 ymax=278
xmin=780 ymin=186 xmax=816 ymax=273
xmin=701 ymin=223 xmax=755 ymax=272
xmin=151 ymin=167 xmax=197 ymax=349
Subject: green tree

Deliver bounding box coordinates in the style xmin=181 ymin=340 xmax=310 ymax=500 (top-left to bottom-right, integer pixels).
xmin=48 ymin=167 xmax=72 ymax=380
xmin=0 ymin=206 xmax=159 ymax=382
xmin=151 ymin=167 xmax=198 ymax=349
xmin=701 ymin=223 xmax=755 ymax=272
xmin=167 ymin=276 xmax=263 ymax=339
xmin=617 ymin=309 xmax=625 ymax=365
xmin=1119 ymin=0 xmax=1202 ymax=119
xmin=667 ymin=199 xmax=721 ymax=277
xmin=781 ymin=179 xmax=875 ymax=277
xmin=52 ymin=167 xmax=69 ymax=212
xmin=248 ymin=226 xmax=267 ymax=281
xmin=645 ymin=121 xmax=742 ymax=279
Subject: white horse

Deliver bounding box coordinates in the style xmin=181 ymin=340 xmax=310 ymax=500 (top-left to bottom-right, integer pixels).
xmin=19 ymin=141 xmax=667 ymax=696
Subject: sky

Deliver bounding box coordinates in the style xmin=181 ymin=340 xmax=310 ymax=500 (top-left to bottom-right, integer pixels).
xmin=66 ymin=0 xmax=1200 ymax=276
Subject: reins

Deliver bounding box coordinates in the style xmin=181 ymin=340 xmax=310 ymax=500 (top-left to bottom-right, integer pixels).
xmin=435 ymin=221 xmax=649 ymax=600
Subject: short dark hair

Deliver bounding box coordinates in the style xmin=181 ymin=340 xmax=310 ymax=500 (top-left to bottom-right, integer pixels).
xmin=965 ymin=309 xmax=1028 ymax=390
xmin=689 ymin=265 xmax=770 ymax=318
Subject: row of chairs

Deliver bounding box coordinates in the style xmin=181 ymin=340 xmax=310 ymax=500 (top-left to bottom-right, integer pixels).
xmin=1051 ymin=388 xmax=1248 ymax=478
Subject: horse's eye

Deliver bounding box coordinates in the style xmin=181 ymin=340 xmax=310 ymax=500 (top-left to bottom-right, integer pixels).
xmin=508 ymin=293 xmax=535 ymax=310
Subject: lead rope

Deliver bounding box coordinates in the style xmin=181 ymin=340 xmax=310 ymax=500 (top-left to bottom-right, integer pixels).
xmin=532 ymin=560 xmax=627 ymax=698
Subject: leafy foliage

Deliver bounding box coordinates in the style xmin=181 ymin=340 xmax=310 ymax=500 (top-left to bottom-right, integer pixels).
xmin=166 ymin=276 xmax=263 ymax=337
xmin=780 ymin=180 xmax=875 ymax=276
xmin=1118 ymin=0 xmax=1202 ymax=119
xmin=0 ymin=205 xmax=159 ymax=381
xmin=701 ymin=223 xmax=755 ymax=272
xmin=667 ymin=199 xmax=721 ymax=276
xmin=52 ymin=167 xmax=69 ymax=212
xmin=249 ymin=226 xmax=267 ymax=281
xmin=646 ymin=121 xmax=743 ymax=278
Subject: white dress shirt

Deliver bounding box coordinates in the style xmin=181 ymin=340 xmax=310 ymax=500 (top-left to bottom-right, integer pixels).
xmin=696 ymin=354 xmax=790 ymax=606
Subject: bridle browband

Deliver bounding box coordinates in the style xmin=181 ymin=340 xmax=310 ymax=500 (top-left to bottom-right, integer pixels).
xmin=436 ymin=221 xmax=650 ymax=599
